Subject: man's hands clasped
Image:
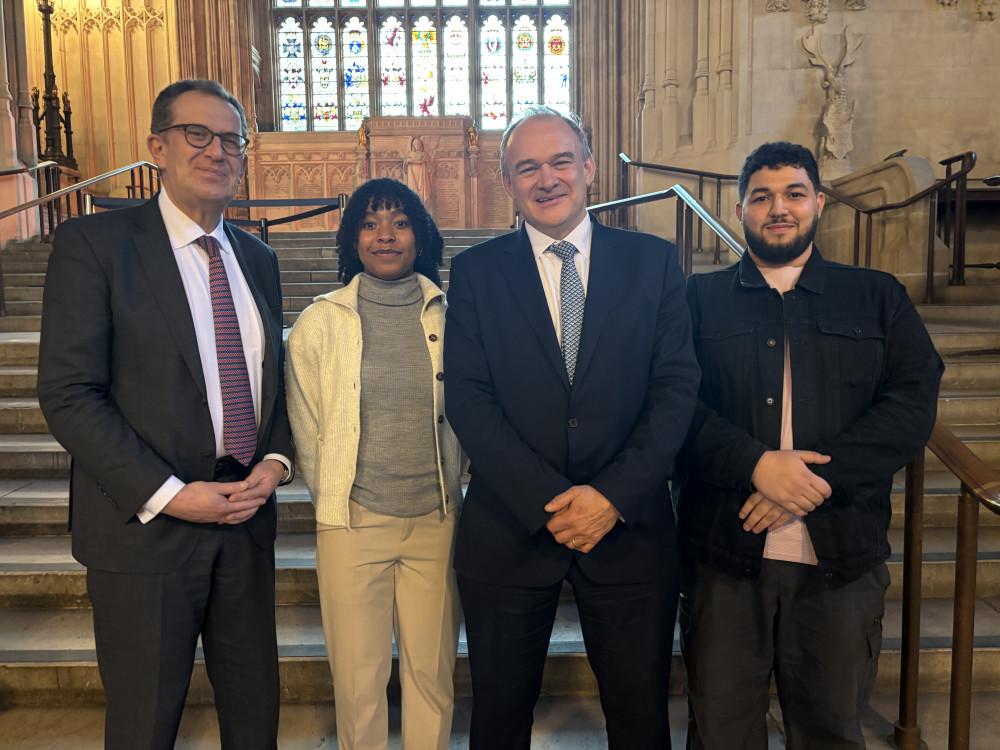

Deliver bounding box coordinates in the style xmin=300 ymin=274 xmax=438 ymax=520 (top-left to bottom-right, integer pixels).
xmin=544 ymin=485 xmax=620 ymax=553
xmin=741 ymin=449 xmax=832 ymax=534
xmin=161 ymin=459 xmax=285 ymax=525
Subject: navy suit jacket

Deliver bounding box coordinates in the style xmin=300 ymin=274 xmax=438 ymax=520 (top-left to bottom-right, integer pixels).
xmin=444 ymin=219 xmax=699 ymax=587
xmin=37 ymin=198 xmax=293 ymax=574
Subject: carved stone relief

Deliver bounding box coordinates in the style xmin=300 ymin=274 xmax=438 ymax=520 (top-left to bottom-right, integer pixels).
xmin=939 ymin=0 xmax=958 ymax=8
xmin=805 ymin=0 xmax=829 ymax=24
xmin=802 ymin=25 xmax=864 ymax=176
xmin=977 ymin=0 xmax=997 ymax=21
xmin=845 ymin=0 xmax=867 ymax=9
xmin=766 ymin=1 xmax=790 ymax=11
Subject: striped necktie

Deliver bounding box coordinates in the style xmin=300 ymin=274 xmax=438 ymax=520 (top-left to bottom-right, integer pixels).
xmin=547 ymin=240 xmax=585 ymax=384
xmin=196 ymin=235 xmax=257 ymax=466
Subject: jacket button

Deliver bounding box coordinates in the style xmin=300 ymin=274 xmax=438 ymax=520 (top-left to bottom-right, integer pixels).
xmin=436 ymin=372 xmax=444 ymax=381
xmin=766 ymin=338 xmax=776 ymax=347
xmin=437 ymin=414 xmax=444 ymax=424
xmin=568 ymin=418 xmax=579 ymax=428
xmin=428 ymin=334 xmax=438 ymax=341
xmin=765 ymin=397 xmax=775 ymax=406
xmin=853 ymin=327 xmax=862 ymax=334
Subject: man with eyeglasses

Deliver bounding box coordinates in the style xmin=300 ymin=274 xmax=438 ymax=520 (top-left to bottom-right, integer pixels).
xmin=38 ymin=79 xmax=294 ymax=749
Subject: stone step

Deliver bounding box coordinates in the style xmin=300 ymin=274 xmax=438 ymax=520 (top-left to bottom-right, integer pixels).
xmin=2 ymin=595 xmax=1000 ymax=708
xmin=3 ymin=287 xmax=42 ymax=302
xmin=3 ymin=272 xmax=47 ymax=287
xmin=929 ymin=325 xmax=1000 ymax=357
xmin=0 ymin=398 xmax=48 ymax=433
xmin=2 ymin=261 xmax=50 ymax=274
xmin=0 ymin=333 xmax=39 ymax=365
xmin=919 ymin=303 xmax=1000 ymax=326
xmin=278 ymin=269 xmax=341 ymax=284
xmin=276 ymin=258 xmax=340 ymax=272
xmin=1 ymin=300 xmax=42 ymax=317
xmin=941 ymin=356 xmax=1000 ymax=390
xmin=936 ymin=391 xmax=1000 ymax=425
xmin=0 ymin=435 xmax=68 ymax=478
xmin=0 ymin=316 xmax=40 ymax=333
xmin=936 ymin=283 xmax=1000 ymax=305
xmin=4 ymin=528 xmax=1000 ymax=610
xmin=0 ymin=365 xmax=38 ymax=397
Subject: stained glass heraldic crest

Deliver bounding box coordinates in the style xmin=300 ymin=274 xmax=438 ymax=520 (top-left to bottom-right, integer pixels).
xmin=273 ymin=1 xmax=572 ymax=132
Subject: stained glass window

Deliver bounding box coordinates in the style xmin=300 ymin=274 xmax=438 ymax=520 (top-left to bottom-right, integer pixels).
xmin=480 ymin=15 xmax=506 ymax=128
xmin=510 ymin=15 xmax=538 ymax=114
xmin=342 ymin=17 xmax=370 ymax=130
xmin=543 ymin=14 xmax=569 ymax=114
xmin=278 ymin=17 xmax=307 ymax=132
xmin=411 ymin=16 xmax=439 ymax=116
xmin=442 ymin=16 xmax=469 ymax=116
xmin=379 ymin=16 xmax=408 ymax=116
xmin=271 ymin=2 xmax=572 ymax=132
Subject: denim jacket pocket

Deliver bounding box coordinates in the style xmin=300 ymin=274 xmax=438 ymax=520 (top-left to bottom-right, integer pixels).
xmin=816 ymin=315 xmax=885 ymax=389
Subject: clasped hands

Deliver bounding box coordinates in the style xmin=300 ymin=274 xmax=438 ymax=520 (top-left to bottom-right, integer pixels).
xmin=161 ymin=459 xmax=285 ymax=525
xmin=544 ymin=485 xmax=620 ymax=554
xmin=740 ymin=450 xmax=832 ymax=534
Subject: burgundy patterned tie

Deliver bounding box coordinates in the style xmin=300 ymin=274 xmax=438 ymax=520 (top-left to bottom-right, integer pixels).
xmin=196 ymin=235 xmax=257 ymax=466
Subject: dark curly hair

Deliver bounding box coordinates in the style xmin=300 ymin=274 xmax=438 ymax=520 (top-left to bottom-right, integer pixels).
xmin=336 ymin=178 xmax=444 ymax=287
xmin=738 ymin=141 xmax=821 ymax=201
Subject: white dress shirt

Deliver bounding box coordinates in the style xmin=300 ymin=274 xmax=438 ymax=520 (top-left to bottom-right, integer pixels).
xmin=524 ymin=214 xmax=594 ymax=346
xmin=139 ymin=190 xmax=287 ymax=523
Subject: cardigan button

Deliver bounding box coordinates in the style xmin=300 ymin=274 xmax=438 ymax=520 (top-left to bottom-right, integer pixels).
xmin=428 ymin=333 xmax=438 ymax=341
xmin=765 ymin=397 xmax=775 ymax=406
xmin=568 ymin=418 xmax=579 ymax=428
xmin=766 ymin=338 xmax=776 ymax=347
xmin=437 ymin=414 xmax=444 ymax=424
xmin=436 ymin=372 xmax=445 ymax=381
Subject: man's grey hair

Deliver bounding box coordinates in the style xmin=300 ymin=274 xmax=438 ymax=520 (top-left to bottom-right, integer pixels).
xmin=499 ymin=106 xmax=592 ymax=179
xmin=150 ymin=79 xmax=248 ymax=138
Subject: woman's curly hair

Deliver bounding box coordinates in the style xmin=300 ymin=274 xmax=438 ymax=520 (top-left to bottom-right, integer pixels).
xmin=336 ymin=177 xmax=444 ymax=287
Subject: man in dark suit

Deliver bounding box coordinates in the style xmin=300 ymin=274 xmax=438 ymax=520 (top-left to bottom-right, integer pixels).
xmin=37 ymin=79 xmax=293 ymax=750
xmin=444 ymin=107 xmax=700 ymax=749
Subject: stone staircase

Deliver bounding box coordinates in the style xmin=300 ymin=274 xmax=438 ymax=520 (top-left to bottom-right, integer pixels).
xmin=1 ymin=231 xmax=1000 ymax=748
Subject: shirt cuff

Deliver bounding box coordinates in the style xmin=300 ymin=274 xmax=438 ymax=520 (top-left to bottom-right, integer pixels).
xmin=137 ymin=475 xmax=186 ymax=524
xmin=263 ymin=453 xmax=294 ymax=485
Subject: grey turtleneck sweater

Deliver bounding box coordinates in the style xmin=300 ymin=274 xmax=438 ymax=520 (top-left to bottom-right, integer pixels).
xmin=350 ymin=273 xmax=440 ymax=517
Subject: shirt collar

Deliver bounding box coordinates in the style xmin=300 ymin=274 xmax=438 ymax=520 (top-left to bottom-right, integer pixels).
xmin=158 ymin=190 xmax=229 ymax=253
xmin=738 ymin=245 xmax=827 ymax=294
xmin=525 ymin=213 xmax=593 ymax=262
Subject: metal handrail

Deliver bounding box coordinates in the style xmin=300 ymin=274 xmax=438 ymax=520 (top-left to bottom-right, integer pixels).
xmin=896 ymin=421 xmax=1000 ymax=750
xmin=589 ymin=185 xmax=745 ymax=276
xmin=0 ymin=160 xmax=59 ymax=179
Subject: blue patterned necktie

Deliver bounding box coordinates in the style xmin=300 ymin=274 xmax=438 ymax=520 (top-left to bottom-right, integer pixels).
xmin=196 ymin=235 xmax=257 ymax=466
xmin=547 ymin=240 xmax=585 ymax=384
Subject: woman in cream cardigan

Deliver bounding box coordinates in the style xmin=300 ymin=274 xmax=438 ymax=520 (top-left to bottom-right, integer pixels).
xmin=286 ymin=178 xmax=463 ymax=750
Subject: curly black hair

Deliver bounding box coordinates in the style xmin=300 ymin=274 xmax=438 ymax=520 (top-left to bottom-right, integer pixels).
xmin=738 ymin=141 xmax=821 ymax=201
xmin=336 ymin=178 xmax=444 ymax=287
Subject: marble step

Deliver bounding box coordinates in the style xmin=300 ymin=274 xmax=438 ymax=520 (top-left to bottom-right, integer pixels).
xmin=4 ymin=528 xmax=1000 ymax=610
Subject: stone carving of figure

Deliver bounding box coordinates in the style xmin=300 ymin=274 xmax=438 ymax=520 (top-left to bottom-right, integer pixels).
xmin=357 ymin=125 xmax=368 ymax=149
xmin=467 ymin=123 xmax=479 ymax=148
xmin=802 ymin=24 xmax=863 ymax=171
xmin=402 ymin=136 xmax=433 ymax=206
xmin=805 ymin=0 xmax=829 ymax=24
xmin=939 ymin=0 xmax=959 ymax=8
xmin=765 ymin=0 xmax=790 ymax=11
xmin=845 ymin=0 xmax=867 ymax=9
xmin=977 ymin=0 xmax=997 ymax=22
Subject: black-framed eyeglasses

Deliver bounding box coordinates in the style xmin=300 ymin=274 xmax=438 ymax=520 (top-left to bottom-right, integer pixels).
xmin=158 ymin=124 xmax=249 ymax=156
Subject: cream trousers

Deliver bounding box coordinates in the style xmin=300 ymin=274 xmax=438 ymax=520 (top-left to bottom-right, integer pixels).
xmin=316 ymin=501 xmax=460 ymax=750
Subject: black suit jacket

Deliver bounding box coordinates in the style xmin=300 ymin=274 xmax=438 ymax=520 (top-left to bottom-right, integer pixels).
xmin=37 ymin=198 xmax=293 ymax=574
xmin=444 ymin=220 xmax=700 ymax=587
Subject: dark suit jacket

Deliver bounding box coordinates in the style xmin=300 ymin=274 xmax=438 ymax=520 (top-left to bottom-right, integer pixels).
xmin=37 ymin=197 xmax=293 ymax=575
xmin=444 ymin=220 xmax=700 ymax=587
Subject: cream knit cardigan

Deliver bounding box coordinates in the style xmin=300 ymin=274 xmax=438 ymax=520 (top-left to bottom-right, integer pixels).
xmin=285 ymin=273 xmax=464 ymax=528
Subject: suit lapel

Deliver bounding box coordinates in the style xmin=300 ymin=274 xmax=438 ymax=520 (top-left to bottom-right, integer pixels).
xmin=500 ymin=229 xmax=569 ymax=388
xmin=134 ymin=200 xmax=207 ymax=400
xmin=227 ymin=225 xmax=278 ymax=440
xmin=575 ymin=222 xmax=624 ymax=384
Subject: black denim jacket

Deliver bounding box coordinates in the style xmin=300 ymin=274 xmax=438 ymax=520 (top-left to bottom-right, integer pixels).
xmin=675 ymin=249 xmax=943 ymax=587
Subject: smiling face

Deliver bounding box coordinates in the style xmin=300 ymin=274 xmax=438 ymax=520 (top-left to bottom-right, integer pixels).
xmin=356 ymin=202 xmax=418 ymax=281
xmin=501 ymin=115 xmax=595 ymax=240
xmin=736 ymin=165 xmax=825 ymax=268
xmin=146 ymin=90 xmax=247 ymax=232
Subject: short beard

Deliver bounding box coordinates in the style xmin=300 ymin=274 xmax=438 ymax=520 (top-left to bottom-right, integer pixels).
xmin=743 ymin=214 xmax=818 ymax=265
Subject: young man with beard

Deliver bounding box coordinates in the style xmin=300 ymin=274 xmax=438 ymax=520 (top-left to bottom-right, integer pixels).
xmin=675 ymin=141 xmax=943 ymax=749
